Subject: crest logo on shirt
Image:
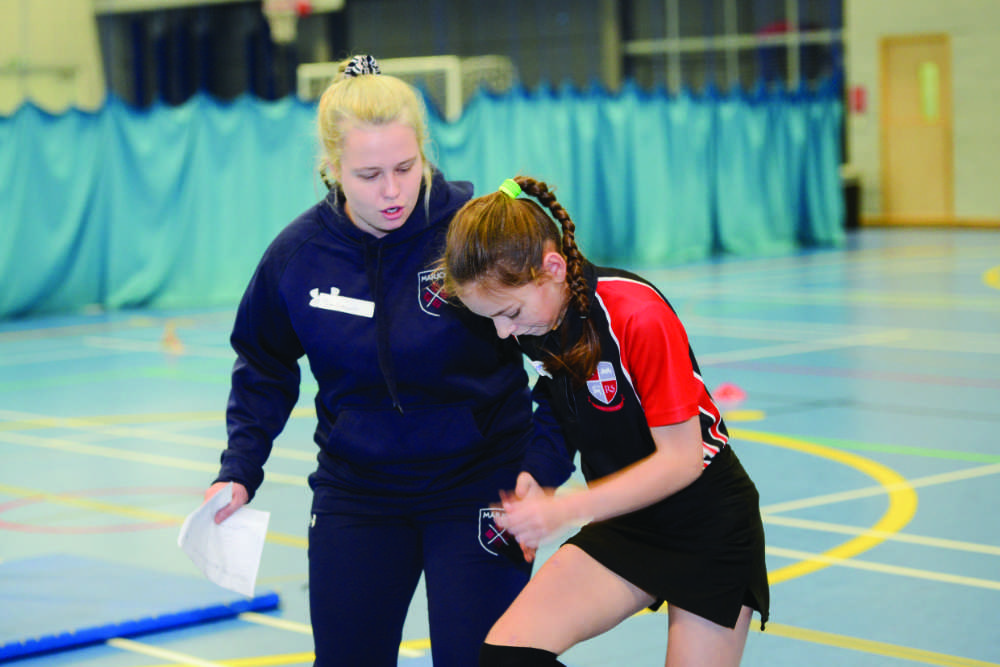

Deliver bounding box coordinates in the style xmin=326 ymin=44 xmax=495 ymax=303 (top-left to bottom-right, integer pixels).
xmin=418 ymin=269 xmax=450 ymax=316
xmin=586 ymin=361 xmax=622 ymax=410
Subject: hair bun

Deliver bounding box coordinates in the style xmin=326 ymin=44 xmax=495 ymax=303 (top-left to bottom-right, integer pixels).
xmin=343 ymin=54 xmax=381 ymax=78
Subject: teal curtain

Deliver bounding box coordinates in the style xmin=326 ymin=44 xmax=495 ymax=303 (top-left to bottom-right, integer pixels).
xmin=429 ymin=80 xmax=843 ymax=268
xmin=92 ymin=95 xmax=318 ymax=311
xmin=0 ymin=105 xmax=106 ymax=318
xmin=0 ymin=85 xmax=843 ymax=321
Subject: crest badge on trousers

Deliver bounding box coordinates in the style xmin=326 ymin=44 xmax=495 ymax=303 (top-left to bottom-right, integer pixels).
xmin=478 ymin=507 xmax=509 ymax=556
xmin=478 ymin=507 xmax=527 ymax=564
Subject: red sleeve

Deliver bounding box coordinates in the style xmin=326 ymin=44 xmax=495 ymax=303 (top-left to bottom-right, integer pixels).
xmin=597 ymin=280 xmax=701 ymax=427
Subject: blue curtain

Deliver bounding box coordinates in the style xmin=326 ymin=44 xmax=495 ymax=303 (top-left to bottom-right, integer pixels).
xmin=0 ymin=84 xmax=843 ymax=321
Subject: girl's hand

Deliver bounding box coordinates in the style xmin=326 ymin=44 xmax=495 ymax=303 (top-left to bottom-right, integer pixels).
xmin=506 ymin=471 xmax=547 ymax=562
xmin=499 ymin=488 xmax=571 ymax=549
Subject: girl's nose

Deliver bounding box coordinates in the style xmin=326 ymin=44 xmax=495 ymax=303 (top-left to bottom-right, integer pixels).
xmin=494 ymin=319 xmax=516 ymax=339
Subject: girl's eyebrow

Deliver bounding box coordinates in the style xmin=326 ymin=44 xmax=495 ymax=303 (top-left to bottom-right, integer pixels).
xmin=489 ymin=305 xmax=516 ymax=318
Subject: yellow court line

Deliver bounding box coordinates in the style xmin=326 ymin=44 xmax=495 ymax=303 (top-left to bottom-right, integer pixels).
xmin=984 ymin=265 xmax=1000 ymax=290
xmin=760 ymin=623 xmax=999 ymax=667
xmin=722 ymin=409 xmax=766 ymax=422
xmin=0 ymin=482 xmax=308 ymax=549
xmin=732 ymin=428 xmax=918 ymax=586
xmin=121 ymin=429 xmax=983 ymax=667
xmin=0 ymin=408 xmax=316 ymax=461
xmin=0 ymin=418 xmax=315 ymax=462
xmin=0 ymin=430 xmax=307 ymax=486
xmin=235 ymin=612 xmax=426 ymax=657
xmin=0 ymin=410 xmax=219 ymax=431
xmin=122 ymin=622 xmax=1000 ymax=667
xmin=0 ymin=430 xmax=220 ymax=474
xmin=9 ymin=427 xmax=971 ymax=666
xmin=0 ymin=406 xmax=315 ymax=431
xmin=237 ymin=613 xmax=310 ymax=634
xmin=0 ymin=483 xmax=182 ymax=524
xmin=119 ymin=643 xmax=315 ymax=667
xmin=107 ymin=638 xmax=227 ymax=666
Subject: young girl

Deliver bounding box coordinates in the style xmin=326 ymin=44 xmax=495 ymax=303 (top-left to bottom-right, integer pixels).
xmin=442 ymin=177 xmax=769 ymax=667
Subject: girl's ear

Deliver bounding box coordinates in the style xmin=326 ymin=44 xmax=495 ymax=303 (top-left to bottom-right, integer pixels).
xmin=540 ymin=251 xmax=567 ymax=283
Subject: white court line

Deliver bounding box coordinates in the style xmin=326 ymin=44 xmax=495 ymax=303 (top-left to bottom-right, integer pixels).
xmin=0 ymin=409 xmax=316 ymax=462
xmin=239 ymin=611 xmax=311 ymax=634
xmin=106 ymin=637 xmax=226 ymax=666
xmin=658 ymin=245 xmax=1000 ymax=288
xmin=0 ymin=430 xmax=307 ymax=486
xmin=766 ymin=546 xmax=1000 ymax=591
xmin=238 ymin=613 xmax=424 ymax=658
xmin=0 ymin=346 xmax=114 ymax=367
xmin=685 ymin=317 xmax=1000 ymax=354
xmin=698 ymin=329 xmax=911 ymax=365
xmin=763 ymin=462 xmax=1000 ymax=514
xmin=669 ymin=281 xmax=1000 ymax=311
xmin=84 ymin=335 xmax=234 ymax=358
xmin=763 ymin=515 xmax=1000 ymax=556
xmin=685 ymin=317 xmax=901 ymax=340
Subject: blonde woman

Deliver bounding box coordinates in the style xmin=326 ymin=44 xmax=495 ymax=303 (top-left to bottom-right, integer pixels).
xmin=204 ymin=59 xmax=572 ymax=667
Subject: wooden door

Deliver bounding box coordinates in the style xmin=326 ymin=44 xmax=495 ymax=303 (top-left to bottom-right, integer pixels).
xmin=880 ymin=34 xmax=953 ymax=221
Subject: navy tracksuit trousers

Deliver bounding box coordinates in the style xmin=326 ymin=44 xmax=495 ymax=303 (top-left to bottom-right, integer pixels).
xmin=308 ymin=502 xmax=532 ymax=666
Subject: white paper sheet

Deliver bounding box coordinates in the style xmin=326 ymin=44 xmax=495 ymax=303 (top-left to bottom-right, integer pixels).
xmin=177 ymin=482 xmax=270 ymax=597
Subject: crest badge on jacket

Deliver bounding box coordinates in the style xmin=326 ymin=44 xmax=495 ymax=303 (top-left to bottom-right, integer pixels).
xmin=417 ymin=269 xmax=449 ymax=316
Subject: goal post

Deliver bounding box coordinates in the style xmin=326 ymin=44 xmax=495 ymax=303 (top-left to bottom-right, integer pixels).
xmin=296 ymin=55 xmax=517 ymax=121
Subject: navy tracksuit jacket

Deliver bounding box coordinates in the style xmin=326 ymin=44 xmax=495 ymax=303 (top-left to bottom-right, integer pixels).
xmin=214 ymin=172 xmax=573 ymax=666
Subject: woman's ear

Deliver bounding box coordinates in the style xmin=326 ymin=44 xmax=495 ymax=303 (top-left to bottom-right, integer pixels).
xmin=540 ymin=251 xmax=567 ymax=283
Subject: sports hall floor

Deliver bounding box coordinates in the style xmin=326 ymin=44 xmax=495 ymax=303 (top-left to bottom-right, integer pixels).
xmin=1 ymin=226 xmax=998 ymax=667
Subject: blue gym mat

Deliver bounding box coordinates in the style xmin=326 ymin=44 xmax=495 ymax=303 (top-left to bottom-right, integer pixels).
xmin=0 ymin=553 xmax=280 ymax=661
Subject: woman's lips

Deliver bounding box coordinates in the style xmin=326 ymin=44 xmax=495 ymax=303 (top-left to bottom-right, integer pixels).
xmin=382 ymin=206 xmax=404 ymax=220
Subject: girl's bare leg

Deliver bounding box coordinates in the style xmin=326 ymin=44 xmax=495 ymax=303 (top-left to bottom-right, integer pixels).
xmin=664 ymin=603 xmax=753 ymax=667
xmin=485 ymin=544 xmax=655 ymax=653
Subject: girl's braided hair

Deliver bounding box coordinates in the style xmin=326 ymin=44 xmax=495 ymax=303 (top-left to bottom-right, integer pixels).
xmin=443 ymin=176 xmax=601 ymax=382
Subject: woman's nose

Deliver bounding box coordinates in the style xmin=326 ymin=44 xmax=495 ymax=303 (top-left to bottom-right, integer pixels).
xmin=383 ymin=174 xmax=400 ymax=198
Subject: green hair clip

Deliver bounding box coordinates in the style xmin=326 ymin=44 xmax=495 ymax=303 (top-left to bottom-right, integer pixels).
xmin=498 ymin=178 xmax=521 ymax=199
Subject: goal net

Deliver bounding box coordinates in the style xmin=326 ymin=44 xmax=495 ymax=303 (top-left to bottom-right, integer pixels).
xmin=297 ymin=55 xmax=518 ymax=121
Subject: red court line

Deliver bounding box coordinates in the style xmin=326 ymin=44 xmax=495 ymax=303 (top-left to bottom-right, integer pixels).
xmin=0 ymin=486 xmax=201 ymax=534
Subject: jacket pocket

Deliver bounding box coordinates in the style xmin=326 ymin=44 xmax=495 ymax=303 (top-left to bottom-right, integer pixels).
xmin=325 ymin=404 xmax=486 ymax=465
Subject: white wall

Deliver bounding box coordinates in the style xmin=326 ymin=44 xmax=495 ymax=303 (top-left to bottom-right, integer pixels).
xmin=0 ymin=0 xmax=105 ymax=114
xmin=846 ymin=0 xmax=1000 ymax=220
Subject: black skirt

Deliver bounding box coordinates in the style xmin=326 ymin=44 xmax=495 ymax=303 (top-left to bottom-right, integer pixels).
xmin=564 ymin=445 xmax=769 ymax=630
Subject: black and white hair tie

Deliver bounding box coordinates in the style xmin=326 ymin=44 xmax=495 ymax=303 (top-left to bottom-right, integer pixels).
xmin=344 ymin=54 xmax=381 ymax=78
